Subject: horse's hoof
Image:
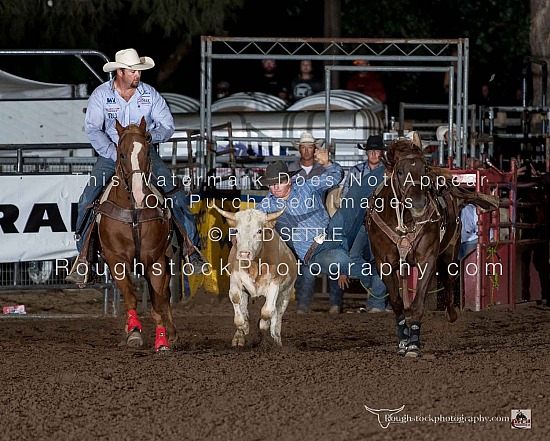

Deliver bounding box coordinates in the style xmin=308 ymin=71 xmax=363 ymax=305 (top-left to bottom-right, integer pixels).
xmin=232 ymin=336 xmax=245 ymax=347
xmin=126 ymin=328 xmax=143 ymax=348
xmin=405 ymin=344 xmax=421 ymax=358
xmin=446 ymin=307 xmax=458 ymax=323
xmin=155 ymin=346 xmax=170 ymax=354
xmin=397 ymin=339 xmax=408 ymax=355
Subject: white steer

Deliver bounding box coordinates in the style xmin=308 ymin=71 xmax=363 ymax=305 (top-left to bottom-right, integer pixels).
xmin=214 ymin=206 xmax=297 ymax=346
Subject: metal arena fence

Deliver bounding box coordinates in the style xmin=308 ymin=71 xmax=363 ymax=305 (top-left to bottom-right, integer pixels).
xmin=1 ymin=148 xmax=119 ymax=315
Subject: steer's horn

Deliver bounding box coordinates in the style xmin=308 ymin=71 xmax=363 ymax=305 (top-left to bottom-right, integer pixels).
xmin=212 ymin=204 xmax=236 ymax=221
xmin=265 ymin=207 xmax=286 ymax=222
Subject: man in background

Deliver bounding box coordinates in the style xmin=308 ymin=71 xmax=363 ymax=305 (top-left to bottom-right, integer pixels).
xmin=288 ymin=132 xmax=342 ymax=314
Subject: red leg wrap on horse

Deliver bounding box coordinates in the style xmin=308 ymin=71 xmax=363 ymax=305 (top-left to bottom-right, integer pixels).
xmin=155 ymin=327 xmax=169 ymax=351
xmin=127 ymin=310 xmax=142 ymax=332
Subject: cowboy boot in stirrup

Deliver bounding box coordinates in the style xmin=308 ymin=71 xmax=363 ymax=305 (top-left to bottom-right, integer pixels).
xmin=65 ymin=256 xmax=90 ymax=286
xmin=181 ymin=235 xmax=208 ymax=275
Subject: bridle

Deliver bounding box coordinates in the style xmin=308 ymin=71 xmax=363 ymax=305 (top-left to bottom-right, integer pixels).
xmin=388 ymin=153 xmax=440 ymax=234
xmin=115 ymin=127 xmax=151 ymax=192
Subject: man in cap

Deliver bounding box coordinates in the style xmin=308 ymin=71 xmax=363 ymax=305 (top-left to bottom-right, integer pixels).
xmin=287 ymin=132 xmax=342 ymax=314
xmin=432 ymin=123 xmax=457 ymax=164
xmin=288 ymin=132 xmax=326 ymax=179
xmin=341 ymin=134 xmax=386 ymax=198
xmin=257 ymin=147 xmax=387 ymax=313
xmin=66 ymin=48 xmax=205 ymax=284
xmin=337 ymin=134 xmax=388 ymax=312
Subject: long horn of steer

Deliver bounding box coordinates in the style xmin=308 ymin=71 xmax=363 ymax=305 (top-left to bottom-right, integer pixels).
xmin=265 ymin=207 xmax=286 ymax=222
xmin=212 ymin=204 xmax=236 ymax=221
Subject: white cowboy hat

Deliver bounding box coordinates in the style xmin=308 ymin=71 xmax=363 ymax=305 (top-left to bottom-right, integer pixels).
xmin=290 ymin=132 xmax=325 ymax=148
xmin=436 ymin=124 xmax=457 ymax=142
xmin=404 ymin=130 xmax=431 ymax=149
xmin=103 ymin=48 xmax=155 ymax=73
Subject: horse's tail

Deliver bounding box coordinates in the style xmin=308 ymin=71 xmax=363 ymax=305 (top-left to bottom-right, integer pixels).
xmin=428 ymin=168 xmax=499 ymax=213
xmin=449 ymin=186 xmax=499 ymax=212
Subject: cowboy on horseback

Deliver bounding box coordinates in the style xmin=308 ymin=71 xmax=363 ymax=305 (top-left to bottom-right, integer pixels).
xmin=66 ymin=48 xmax=206 ymax=284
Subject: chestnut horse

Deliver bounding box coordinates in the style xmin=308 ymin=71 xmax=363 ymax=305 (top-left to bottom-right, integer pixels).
xmin=367 ymin=136 xmax=461 ymax=357
xmin=97 ymin=117 xmax=175 ymax=352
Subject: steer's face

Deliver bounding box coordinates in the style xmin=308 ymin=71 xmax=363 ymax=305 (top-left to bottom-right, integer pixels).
xmin=214 ymin=206 xmax=286 ymax=263
xmin=231 ymin=210 xmax=270 ymax=261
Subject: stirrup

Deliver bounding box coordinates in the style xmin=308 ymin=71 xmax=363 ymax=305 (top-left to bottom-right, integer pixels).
xmin=65 ymin=258 xmax=90 ymax=286
xmin=185 ymin=251 xmax=208 ymax=275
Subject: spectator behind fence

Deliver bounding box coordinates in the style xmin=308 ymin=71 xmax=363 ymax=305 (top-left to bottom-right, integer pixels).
xmin=459 ymin=204 xmax=495 ymax=260
xmin=458 ymin=204 xmax=478 ymax=260
xmin=477 ymin=83 xmax=491 ymax=107
xmin=215 ymin=80 xmax=231 ymax=100
xmin=288 ymin=132 xmax=343 ymax=314
xmin=256 ymin=58 xmax=289 ymax=103
xmin=290 ymin=60 xmax=323 ymax=103
xmin=346 ymin=60 xmax=387 ymax=103
xmin=429 ymin=123 xmax=457 ymax=164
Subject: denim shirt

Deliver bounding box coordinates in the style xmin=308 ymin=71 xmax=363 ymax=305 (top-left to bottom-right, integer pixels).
xmin=258 ymin=163 xmax=344 ymax=260
xmin=85 ymin=79 xmax=174 ymax=161
xmin=341 ymin=161 xmax=384 ymax=198
xmin=461 ymin=204 xmax=478 ymax=243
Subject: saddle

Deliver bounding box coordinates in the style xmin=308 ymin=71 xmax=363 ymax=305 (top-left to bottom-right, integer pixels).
xmin=77 ymin=180 xmax=195 ymax=270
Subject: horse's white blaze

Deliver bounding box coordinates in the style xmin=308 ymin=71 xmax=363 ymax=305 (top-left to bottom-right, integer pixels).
xmin=131 ymin=142 xmax=145 ymax=206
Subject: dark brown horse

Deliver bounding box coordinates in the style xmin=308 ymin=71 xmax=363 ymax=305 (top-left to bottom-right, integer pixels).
xmin=97 ymin=117 xmax=176 ymax=352
xmin=367 ymin=135 xmax=461 ymax=357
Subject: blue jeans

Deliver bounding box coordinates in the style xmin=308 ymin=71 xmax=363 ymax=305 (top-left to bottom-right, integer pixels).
xmin=309 ymin=242 xmax=387 ymax=309
xmin=310 ymin=177 xmax=387 ymax=309
xmin=458 ymin=240 xmax=477 ymax=260
xmin=295 ymin=265 xmax=342 ymax=309
xmin=75 ymin=147 xmax=198 ymax=253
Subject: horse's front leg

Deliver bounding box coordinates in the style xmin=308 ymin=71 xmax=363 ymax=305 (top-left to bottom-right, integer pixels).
xmin=406 ymin=256 xmax=437 ymax=357
xmin=439 ymin=249 xmax=458 ymax=323
xmin=110 ymin=261 xmax=144 ymax=348
xmin=147 ymin=259 xmax=176 ymax=352
xmin=383 ymin=268 xmax=408 ymax=355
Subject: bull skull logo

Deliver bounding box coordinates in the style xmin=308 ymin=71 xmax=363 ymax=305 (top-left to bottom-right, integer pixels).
xmin=364 ymin=404 xmax=405 ymax=429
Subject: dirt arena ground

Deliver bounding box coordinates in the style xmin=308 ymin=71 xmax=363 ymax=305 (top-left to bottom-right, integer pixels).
xmin=0 ymin=287 xmax=548 ymax=441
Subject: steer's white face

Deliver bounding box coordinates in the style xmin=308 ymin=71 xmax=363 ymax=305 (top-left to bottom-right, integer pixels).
xmin=231 ymin=210 xmax=268 ymax=261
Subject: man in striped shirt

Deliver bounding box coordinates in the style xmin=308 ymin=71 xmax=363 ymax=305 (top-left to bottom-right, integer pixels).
xmin=341 ymin=135 xmax=385 ymax=198
xmin=287 ymin=133 xmax=342 ymax=314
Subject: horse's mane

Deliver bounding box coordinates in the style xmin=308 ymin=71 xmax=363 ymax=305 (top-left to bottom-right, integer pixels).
xmin=385 ymin=138 xmax=423 ymax=170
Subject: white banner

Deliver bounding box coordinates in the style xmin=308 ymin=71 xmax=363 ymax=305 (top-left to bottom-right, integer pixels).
xmin=0 ymin=174 xmax=89 ymax=262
